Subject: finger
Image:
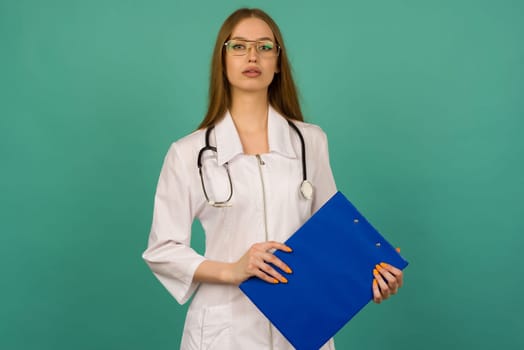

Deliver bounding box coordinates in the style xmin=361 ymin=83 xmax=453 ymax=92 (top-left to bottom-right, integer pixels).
xmin=372 ymin=279 xmax=382 ymax=304
xmin=380 ymin=262 xmax=404 ymax=288
xmin=254 ymin=269 xmax=279 ymax=284
xmin=262 ymin=252 xmax=290 ymax=278
xmin=380 ymin=262 xmax=402 ymax=276
xmin=375 ymin=264 xmax=398 ymax=294
xmin=262 ymin=252 xmax=293 ymax=275
xmin=373 ymin=268 xmax=390 ymax=299
xmin=246 ymin=254 xmax=279 ymax=283
xmin=396 ymin=247 xmax=401 ymax=253
xmin=261 ymin=241 xmax=293 ymax=253
xmin=259 ymin=255 xmax=288 ymax=283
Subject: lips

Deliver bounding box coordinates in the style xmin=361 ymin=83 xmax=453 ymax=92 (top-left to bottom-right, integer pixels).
xmin=242 ymin=67 xmax=261 ymax=77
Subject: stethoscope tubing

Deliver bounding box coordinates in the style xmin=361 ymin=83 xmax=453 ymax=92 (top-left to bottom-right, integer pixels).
xmin=198 ymin=120 xmax=311 ymax=205
xmin=286 ymin=120 xmax=307 ymax=183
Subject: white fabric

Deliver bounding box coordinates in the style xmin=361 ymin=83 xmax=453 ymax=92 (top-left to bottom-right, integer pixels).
xmin=143 ymin=106 xmax=337 ymax=349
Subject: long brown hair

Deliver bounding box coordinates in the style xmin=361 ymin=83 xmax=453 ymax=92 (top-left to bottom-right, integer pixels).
xmin=197 ymin=8 xmax=303 ymax=129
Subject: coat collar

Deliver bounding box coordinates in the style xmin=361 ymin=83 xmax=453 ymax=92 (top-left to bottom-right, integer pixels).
xmin=214 ymin=105 xmax=297 ymax=165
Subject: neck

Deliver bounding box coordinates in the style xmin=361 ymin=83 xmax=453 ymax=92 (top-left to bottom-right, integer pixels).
xmin=229 ymin=90 xmax=269 ymax=133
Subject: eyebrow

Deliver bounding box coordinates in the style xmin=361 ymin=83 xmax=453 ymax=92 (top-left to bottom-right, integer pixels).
xmin=230 ymin=36 xmax=275 ymax=41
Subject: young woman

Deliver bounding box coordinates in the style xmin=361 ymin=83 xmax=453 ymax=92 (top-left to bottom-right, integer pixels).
xmin=143 ymin=8 xmax=403 ymax=349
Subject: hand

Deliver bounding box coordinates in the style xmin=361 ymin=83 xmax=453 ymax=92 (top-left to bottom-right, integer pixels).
xmin=230 ymin=241 xmax=293 ymax=285
xmin=372 ymin=248 xmax=404 ymax=304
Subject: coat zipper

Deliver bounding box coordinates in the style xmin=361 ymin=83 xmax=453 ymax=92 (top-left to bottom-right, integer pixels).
xmin=255 ymin=154 xmax=274 ymax=350
xmin=255 ymin=155 xmax=269 ymax=241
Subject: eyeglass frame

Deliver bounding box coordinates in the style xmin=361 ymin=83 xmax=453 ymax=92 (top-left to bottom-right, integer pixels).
xmin=223 ymin=39 xmax=281 ymax=57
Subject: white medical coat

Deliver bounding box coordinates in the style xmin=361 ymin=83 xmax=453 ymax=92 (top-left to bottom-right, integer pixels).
xmin=143 ymin=106 xmax=337 ymax=349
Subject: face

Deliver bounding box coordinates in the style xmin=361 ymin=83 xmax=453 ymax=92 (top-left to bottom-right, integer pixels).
xmin=225 ymin=17 xmax=280 ymax=96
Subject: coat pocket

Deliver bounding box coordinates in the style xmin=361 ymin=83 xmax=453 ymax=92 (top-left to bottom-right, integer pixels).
xmin=200 ymin=303 xmax=232 ymax=349
xmin=181 ymin=303 xmax=232 ymax=350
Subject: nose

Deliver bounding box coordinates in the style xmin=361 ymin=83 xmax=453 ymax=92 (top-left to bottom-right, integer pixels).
xmin=247 ymin=43 xmax=258 ymax=61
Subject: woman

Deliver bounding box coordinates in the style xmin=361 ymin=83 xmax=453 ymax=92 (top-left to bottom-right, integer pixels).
xmin=143 ymin=8 xmax=403 ymax=349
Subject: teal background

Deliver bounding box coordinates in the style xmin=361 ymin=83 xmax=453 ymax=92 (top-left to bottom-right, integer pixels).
xmin=1 ymin=0 xmax=523 ymax=349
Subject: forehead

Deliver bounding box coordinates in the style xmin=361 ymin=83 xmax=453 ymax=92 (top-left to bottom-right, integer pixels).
xmin=230 ymin=17 xmax=275 ymax=41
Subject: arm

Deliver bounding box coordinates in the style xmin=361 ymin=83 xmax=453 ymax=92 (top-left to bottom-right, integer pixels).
xmin=142 ymin=144 xmax=206 ymax=304
xmin=311 ymin=128 xmax=337 ymax=213
xmin=143 ymin=144 xmax=292 ymax=294
xmin=311 ymin=128 xmax=404 ymax=303
xmin=193 ymin=241 xmax=293 ymax=285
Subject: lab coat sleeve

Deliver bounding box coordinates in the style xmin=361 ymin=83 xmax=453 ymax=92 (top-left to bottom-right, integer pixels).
xmin=312 ymin=129 xmax=337 ymax=213
xmin=142 ymin=143 xmax=206 ymax=305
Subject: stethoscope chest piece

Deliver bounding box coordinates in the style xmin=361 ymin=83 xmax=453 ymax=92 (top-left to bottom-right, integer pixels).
xmin=300 ymin=180 xmax=314 ymax=200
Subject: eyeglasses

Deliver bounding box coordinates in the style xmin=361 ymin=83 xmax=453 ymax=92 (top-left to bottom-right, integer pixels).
xmin=224 ymin=39 xmax=280 ymax=57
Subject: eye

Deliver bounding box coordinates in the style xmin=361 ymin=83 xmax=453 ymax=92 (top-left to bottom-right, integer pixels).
xmin=258 ymin=42 xmax=274 ymax=51
xmin=229 ymin=41 xmax=246 ymax=51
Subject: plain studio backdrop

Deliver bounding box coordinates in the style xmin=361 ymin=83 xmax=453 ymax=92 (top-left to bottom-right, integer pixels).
xmin=1 ymin=0 xmax=522 ymax=349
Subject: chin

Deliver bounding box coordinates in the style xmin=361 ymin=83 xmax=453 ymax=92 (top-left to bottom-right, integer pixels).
xmin=231 ymin=82 xmax=272 ymax=94
xmin=229 ymin=74 xmax=274 ymax=93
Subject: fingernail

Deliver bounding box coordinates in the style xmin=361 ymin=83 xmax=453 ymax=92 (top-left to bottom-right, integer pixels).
xmin=375 ymin=264 xmax=382 ymax=270
xmin=396 ymin=247 xmax=401 ymax=253
xmin=281 ymin=277 xmax=288 ymax=283
xmin=373 ymin=269 xmax=379 ymax=276
xmin=373 ymin=279 xmax=377 ymax=286
xmin=285 ymin=267 xmax=292 ymax=274
xmin=272 ymin=278 xmax=279 ymax=284
xmin=285 ymin=247 xmax=293 ymax=252
xmin=380 ymin=262 xmax=389 ymax=268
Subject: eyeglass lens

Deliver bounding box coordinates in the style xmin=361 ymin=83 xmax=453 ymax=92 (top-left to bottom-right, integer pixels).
xmin=225 ymin=40 xmax=279 ymax=57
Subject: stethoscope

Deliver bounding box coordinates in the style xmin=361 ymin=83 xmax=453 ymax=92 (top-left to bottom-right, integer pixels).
xmin=197 ymin=120 xmax=313 ymax=207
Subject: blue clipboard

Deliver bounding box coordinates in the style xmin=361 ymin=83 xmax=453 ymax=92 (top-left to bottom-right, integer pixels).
xmin=239 ymin=191 xmax=409 ymax=350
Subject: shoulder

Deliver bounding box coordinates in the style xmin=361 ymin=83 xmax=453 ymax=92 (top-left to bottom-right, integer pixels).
xmin=288 ymin=120 xmax=332 ymax=162
xmin=172 ymin=129 xmax=206 ymax=151
xmin=163 ymin=129 xmax=207 ymax=165
xmin=291 ymin=120 xmax=329 ymax=145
